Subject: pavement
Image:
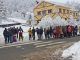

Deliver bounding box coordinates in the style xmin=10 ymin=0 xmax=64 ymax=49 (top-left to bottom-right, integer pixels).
xmin=0 ymin=36 xmax=80 ymax=60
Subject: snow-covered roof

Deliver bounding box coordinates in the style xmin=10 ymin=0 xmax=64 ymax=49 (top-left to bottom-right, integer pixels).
xmin=34 ymin=0 xmax=71 ymax=9
xmin=44 ymin=0 xmax=70 ymax=8
xmin=70 ymin=7 xmax=79 ymax=11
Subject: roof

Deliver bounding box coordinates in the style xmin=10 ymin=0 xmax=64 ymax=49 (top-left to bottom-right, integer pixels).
xmin=34 ymin=0 xmax=71 ymax=9
xmin=44 ymin=0 xmax=70 ymax=8
xmin=70 ymin=7 xmax=79 ymax=11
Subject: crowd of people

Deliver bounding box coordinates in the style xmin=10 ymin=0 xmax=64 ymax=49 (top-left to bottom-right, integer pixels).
xmin=3 ymin=25 xmax=79 ymax=44
xmin=3 ymin=27 xmax=23 ymax=44
xmin=28 ymin=25 xmax=79 ymax=40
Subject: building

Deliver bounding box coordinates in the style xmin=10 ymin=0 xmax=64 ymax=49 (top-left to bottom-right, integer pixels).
xmin=33 ymin=1 xmax=79 ymax=23
xmin=70 ymin=8 xmax=79 ymax=20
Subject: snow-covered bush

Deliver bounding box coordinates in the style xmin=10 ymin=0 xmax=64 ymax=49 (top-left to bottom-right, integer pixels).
xmin=67 ymin=15 xmax=78 ymax=26
xmin=38 ymin=16 xmax=54 ymax=28
xmin=38 ymin=15 xmax=69 ymax=28
xmin=53 ymin=16 xmax=68 ymax=26
xmin=77 ymin=17 xmax=80 ymax=25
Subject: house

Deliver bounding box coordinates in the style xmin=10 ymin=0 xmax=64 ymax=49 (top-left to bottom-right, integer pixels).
xmin=70 ymin=8 xmax=79 ymax=20
xmin=33 ymin=1 xmax=79 ymax=23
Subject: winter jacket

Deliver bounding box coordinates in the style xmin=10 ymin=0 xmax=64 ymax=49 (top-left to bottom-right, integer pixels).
xmin=68 ymin=26 xmax=72 ymax=32
xmin=36 ymin=28 xmax=40 ymax=34
xmin=3 ymin=30 xmax=8 ymax=37
xmin=39 ymin=28 xmax=43 ymax=35
xmin=32 ymin=29 xmax=35 ymax=35
xmin=28 ymin=29 xmax=32 ymax=35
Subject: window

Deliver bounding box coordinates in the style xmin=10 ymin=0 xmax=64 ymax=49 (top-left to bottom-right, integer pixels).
xmin=42 ymin=10 xmax=46 ymax=16
xmin=76 ymin=13 xmax=78 ymax=16
xmin=63 ymin=9 xmax=65 ymax=13
xmin=70 ymin=11 xmax=72 ymax=13
xmin=67 ymin=10 xmax=69 ymax=14
xmin=65 ymin=18 xmax=67 ymax=20
xmin=48 ymin=9 xmax=52 ymax=13
xmin=37 ymin=11 xmax=41 ymax=15
xmin=37 ymin=21 xmax=39 ymax=23
xmin=59 ymin=8 xmax=61 ymax=13
xmin=73 ymin=13 xmax=75 ymax=16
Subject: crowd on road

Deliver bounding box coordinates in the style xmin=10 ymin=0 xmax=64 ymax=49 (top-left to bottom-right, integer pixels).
xmin=3 ymin=27 xmax=23 ymax=44
xmin=28 ymin=25 xmax=79 ymax=40
xmin=3 ymin=25 xmax=80 ymax=44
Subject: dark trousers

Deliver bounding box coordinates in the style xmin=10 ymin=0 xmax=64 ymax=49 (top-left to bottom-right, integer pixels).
xmin=9 ymin=36 xmax=13 ymax=43
xmin=17 ymin=33 xmax=18 ymax=38
xmin=4 ymin=36 xmax=8 ymax=44
xmin=32 ymin=34 xmax=35 ymax=40
xmin=47 ymin=34 xmax=50 ymax=39
xmin=68 ymin=32 xmax=71 ymax=37
xmin=19 ymin=35 xmax=23 ymax=41
xmin=60 ymin=34 xmax=63 ymax=38
xmin=45 ymin=34 xmax=47 ymax=39
xmin=8 ymin=36 xmax=10 ymax=43
xmin=29 ymin=34 xmax=31 ymax=40
xmin=63 ymin=32 xmax=67 ymax=37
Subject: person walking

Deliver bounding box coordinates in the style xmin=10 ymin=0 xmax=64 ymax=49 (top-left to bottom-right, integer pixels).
xmin=78 ymin=26 xmax=80 ymax=36
xmin=46 ymin=27 xmax=50 ymax=39
xmin=39 ymin=27 xmax=43 ymax=40
xmin=3 ymin=28 xmax=8 ymax=44
xmin=12 ymin=27 xmax=18 ymax=42
xmin=16 ymin=27 xmax=19 ymax=38
xmin=60 ymin=26 xmax=63 ymax=38
xmin=49 ymin=26 xmax=53 ymax=38
xmin=56 ymin=26 xmax=60 ymax=38
xmin=28 ymin=28 xmax=32 ymax=40
xmin=36 ymin=28 xmax=40 ymax=40
xmin=44 ymin=28 xmax=47 ymax=39
xmin=19 ymin=27 xmax=23 ymax=41
xmin=32 ymin=27 xmax=35 ymax=40
xmin=8 ymin=28 xmax=13 ymax=43
xmin=67 ymin=25 xmax=72 ymax=37
xmin=19 ymin=31 xmax=23 ymax=41
xmin=62 ymin=26 xmax=67 ymax=37
xmin=74 ymin=25 xmax=78 ymax=36
xmin=53 ymin=27 xmax=56 ymax=38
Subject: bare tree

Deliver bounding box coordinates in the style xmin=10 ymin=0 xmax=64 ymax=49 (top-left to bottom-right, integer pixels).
xmin=0 ymin=0 xmax=7 ymax=23
xmin=66 ymin=1 xmax=80 ymax=11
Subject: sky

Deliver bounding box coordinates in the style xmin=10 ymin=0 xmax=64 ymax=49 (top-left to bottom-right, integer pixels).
xmin=48 ymin=0 xmax=68 ymax=3
xmin=55 ymin=0 xmax=80 ymax=3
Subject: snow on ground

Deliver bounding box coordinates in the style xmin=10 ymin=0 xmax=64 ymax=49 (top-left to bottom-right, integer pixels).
xmin=1 ymin=20 xmax=16 ymax=25
xmin=62 ymin=41 xmax=80 ymax=60
xmin=8 ymin=18 xmax=27 ymax=23
xmin=0 ymin=17 xmax=27 ymax=25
